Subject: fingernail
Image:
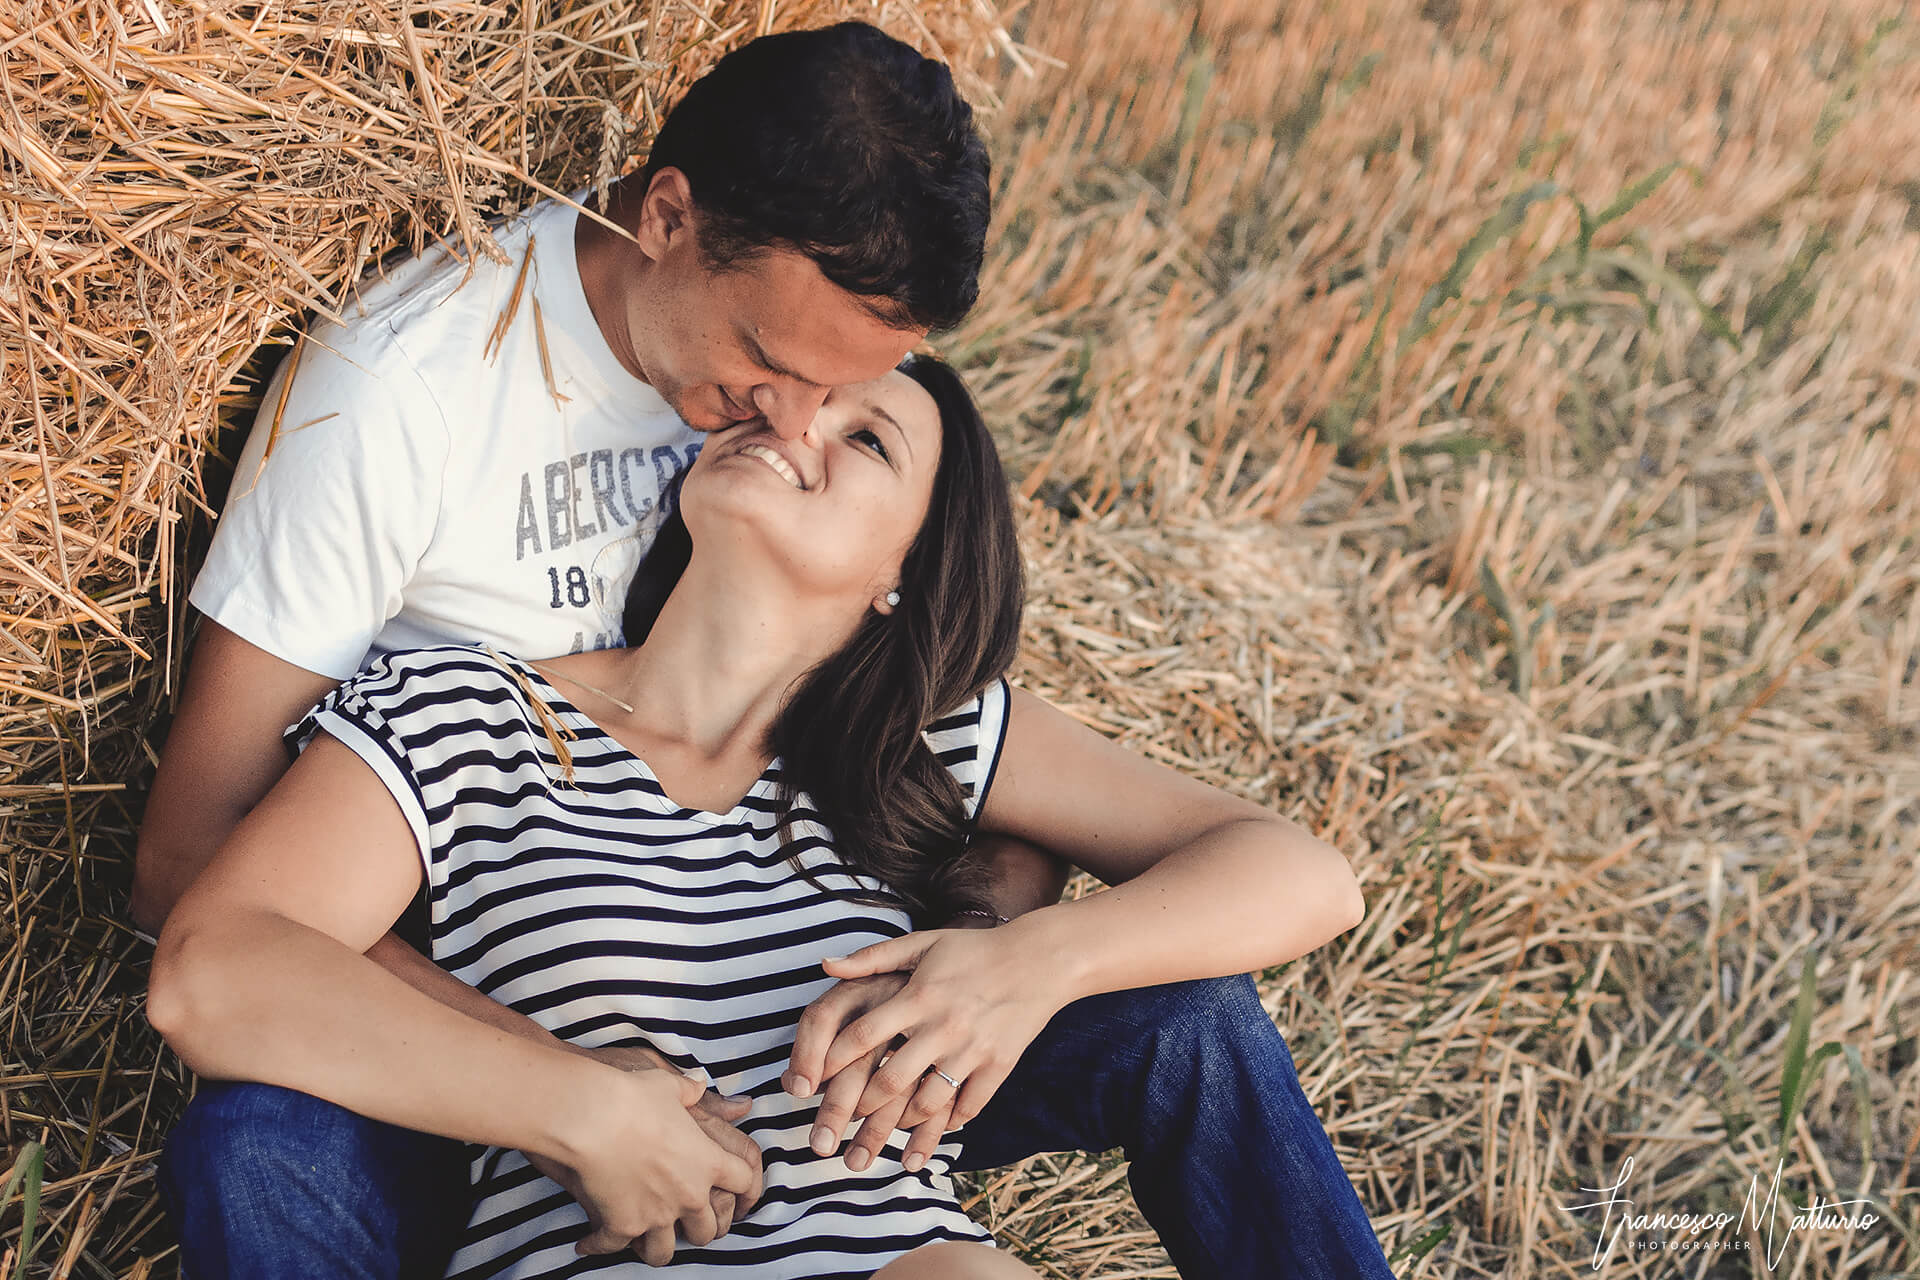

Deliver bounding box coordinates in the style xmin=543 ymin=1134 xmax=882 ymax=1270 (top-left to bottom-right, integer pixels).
xmin=811 ymin=1126 xmax=834 ymax=1154
xmin=787 ymin=1074 xmax=811 ymax=1096
xmin=904 ymin=1152 xmax=926 ymax=1171
xmin=848 ymin=1149 xmax=872 ymax=1171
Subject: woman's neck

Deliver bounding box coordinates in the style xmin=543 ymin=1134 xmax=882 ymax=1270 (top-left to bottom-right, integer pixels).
xmin=597 ymin=553 xmax=857 ymax=762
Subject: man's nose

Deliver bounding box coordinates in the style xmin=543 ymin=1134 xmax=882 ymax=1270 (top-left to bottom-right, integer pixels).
xmin=754 ymin=382 xmax=830 ymax=441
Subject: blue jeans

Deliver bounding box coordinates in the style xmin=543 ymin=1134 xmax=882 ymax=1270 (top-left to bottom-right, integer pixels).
xmin=161 ymin=974 xmax=1394 ymax=1279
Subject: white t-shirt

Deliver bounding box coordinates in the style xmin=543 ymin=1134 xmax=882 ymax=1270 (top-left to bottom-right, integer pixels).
xmin=191 ymin=194 xmax=702 ymax=679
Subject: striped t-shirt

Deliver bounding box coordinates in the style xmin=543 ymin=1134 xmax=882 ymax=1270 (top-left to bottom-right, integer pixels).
xmin=287 ymin=645 xmax=1013 ymax=1279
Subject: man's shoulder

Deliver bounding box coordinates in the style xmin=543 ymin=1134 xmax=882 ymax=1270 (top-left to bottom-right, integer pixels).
xmin=321 ymin=198 xmax=571 ymax=371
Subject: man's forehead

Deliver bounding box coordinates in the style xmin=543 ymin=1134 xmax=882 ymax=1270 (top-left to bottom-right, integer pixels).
xmin=729 ymin=252 xmax=924 ymax=382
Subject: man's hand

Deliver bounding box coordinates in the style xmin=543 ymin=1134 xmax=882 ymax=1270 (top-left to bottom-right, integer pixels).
xmin=588 ymin=1046 xmax=764 ymax=1221
xmin=531 ymin=1043 xmax=764 ymax=1256
xmin=542 ymin=1069 xmax=759 ymax=1265
xmin=367 ymin=934 xmax=769 ymax=1249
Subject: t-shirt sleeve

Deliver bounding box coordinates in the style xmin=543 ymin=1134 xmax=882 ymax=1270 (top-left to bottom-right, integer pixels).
xmin=190 ymin=324 xmax=451 ymax=680
xmin=923 ymin=676 xmax=1013 ymax=825
xmin=283 ymin=654 xmax=434 ymax=875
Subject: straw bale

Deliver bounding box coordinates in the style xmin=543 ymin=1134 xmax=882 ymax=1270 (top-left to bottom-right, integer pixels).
xmin=0 ymin=2 xmax=1012 ymax=1272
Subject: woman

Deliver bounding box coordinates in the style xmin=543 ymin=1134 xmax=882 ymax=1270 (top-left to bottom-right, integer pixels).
xmin=150 ymin=355 xmax=1366 ymax=1279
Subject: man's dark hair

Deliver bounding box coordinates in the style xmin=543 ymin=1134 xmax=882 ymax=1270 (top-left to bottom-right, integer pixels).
xmin=641 ymin=22 xmax=991 ymax=333
xmin=624 ymin=354 xmax=1024 ymax=927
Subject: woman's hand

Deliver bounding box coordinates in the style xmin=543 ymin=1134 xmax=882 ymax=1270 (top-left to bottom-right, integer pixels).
xmin=785 ymin=970 xmax=960 ymax=1173
xmin=788 ymin=927 xmax=1069 ymax=1166
xmin=545 ymin=1067 xmax=762 ymax=1264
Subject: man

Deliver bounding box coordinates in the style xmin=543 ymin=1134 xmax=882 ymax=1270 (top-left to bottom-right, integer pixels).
xmin=138 ymin=22 xmax=1395 ymax=1280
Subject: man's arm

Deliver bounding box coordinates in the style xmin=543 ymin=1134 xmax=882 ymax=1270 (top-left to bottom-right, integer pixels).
xmin=947 ymin=833 xmax=1072 ymax=926
xmin=133 ymin=620 xmax=338 ymax=932
xmin=134 ymin=620 xmax=567 ymax=1044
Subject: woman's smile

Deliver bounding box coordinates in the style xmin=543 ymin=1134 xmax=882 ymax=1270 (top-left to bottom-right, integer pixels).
xmin=738 ymin=441 xmax=808 ymax=489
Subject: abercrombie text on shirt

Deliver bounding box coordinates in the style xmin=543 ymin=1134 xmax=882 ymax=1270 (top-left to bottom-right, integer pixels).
xmin=191 ymin=193 xmax=701 ymax=680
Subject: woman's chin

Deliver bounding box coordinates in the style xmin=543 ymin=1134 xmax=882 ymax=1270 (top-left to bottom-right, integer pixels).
xmin=683 ymin=472 xmax=794 ymax=543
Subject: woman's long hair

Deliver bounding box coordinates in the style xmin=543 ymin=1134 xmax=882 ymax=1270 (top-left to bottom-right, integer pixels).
xmin=622 ymin=354 xmax=1025 ymax=927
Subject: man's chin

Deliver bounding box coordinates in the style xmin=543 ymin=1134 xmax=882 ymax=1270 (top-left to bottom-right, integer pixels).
xmin=664 ymin=389 xmax=756 ymax=434
xmin=658 ymin=391 xmax=723 ymax=432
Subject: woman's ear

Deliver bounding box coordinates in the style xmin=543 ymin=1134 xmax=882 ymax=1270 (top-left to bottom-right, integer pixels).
xmin=873 ymin=587 xmax=902 ymax=615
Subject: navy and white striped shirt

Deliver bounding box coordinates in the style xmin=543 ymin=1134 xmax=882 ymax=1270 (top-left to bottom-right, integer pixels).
xmin=289 ymin=645 xmax=1012 ymax=1279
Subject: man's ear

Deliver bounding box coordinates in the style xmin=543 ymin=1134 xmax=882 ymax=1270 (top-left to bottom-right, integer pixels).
xmin=634 ymin=167 xmax=698 ymax=261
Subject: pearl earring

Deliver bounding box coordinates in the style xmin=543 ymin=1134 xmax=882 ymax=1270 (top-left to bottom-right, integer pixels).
xmin=885 ymin=590 xmax=901 ymax=608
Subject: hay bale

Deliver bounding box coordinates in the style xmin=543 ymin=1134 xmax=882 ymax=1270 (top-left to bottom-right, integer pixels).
xmin=0 ymin=2 xmax=1009 ymax=1271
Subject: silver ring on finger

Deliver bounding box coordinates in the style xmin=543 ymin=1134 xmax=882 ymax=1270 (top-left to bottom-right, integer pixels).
xmin=928 ymin=1065 xmax=961 ymax=1089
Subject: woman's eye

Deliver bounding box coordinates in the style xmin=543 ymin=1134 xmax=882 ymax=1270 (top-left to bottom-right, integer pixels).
xmin=853 ymin=428 xmax=891 ymax=462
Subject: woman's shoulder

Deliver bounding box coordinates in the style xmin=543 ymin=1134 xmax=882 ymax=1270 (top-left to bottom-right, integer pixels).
xmin=298 ymin=645 xmax=573 ymax=787
xmin=350 ymin=643 xmax=529 ymax=699
xmin=922 ymin=676 xmax=1013 ymax=820
xmin=923 ymin=676 xmax=1009 ymax=740
xmin=330 ymin=645 xmax=565 ymax=741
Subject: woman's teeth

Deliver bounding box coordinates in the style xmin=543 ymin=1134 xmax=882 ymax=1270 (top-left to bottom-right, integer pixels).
xmin=740 ymin=443 xmax=803 ymax=488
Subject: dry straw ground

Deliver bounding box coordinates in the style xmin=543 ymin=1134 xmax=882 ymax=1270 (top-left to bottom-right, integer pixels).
xmin=943 ymin=1 xmax=1920 ymax=1276
xmin=4 ymin=0 xmax=1919 ymax=1276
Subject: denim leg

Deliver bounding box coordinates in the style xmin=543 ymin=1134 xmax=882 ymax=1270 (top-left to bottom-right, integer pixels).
xmin=951 ymin=973 xmax=1395 ymax=1280
xmin=160 ymin=1080 xmax=472 ymax=1280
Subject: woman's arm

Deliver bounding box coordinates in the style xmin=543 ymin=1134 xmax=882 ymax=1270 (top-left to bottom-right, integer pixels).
xmin=799 ymin=685 xmax=1365 ymax=1150
xmin=149 ymin=732 xmax=758 ymax=1251
xmin=976 ymin=687 xmax=1366 ymax=1002
xmin=136 ymin=621 xmax=602 ymax=1055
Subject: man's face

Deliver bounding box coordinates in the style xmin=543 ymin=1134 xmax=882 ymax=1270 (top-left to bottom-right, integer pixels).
xmin=627 ymin=226 xmax=928 ymax=441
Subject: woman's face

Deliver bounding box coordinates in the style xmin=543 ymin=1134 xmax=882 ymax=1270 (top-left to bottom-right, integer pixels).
xmin=679 ymin=367 xmax=943 ymax=610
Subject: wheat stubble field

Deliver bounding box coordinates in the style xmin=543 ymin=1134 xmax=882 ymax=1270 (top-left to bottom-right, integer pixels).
xmin=3 ymin=0 xmax=1918 ymax=1276
xmin=946 ymin=1 xmax=1920 ymax=1275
